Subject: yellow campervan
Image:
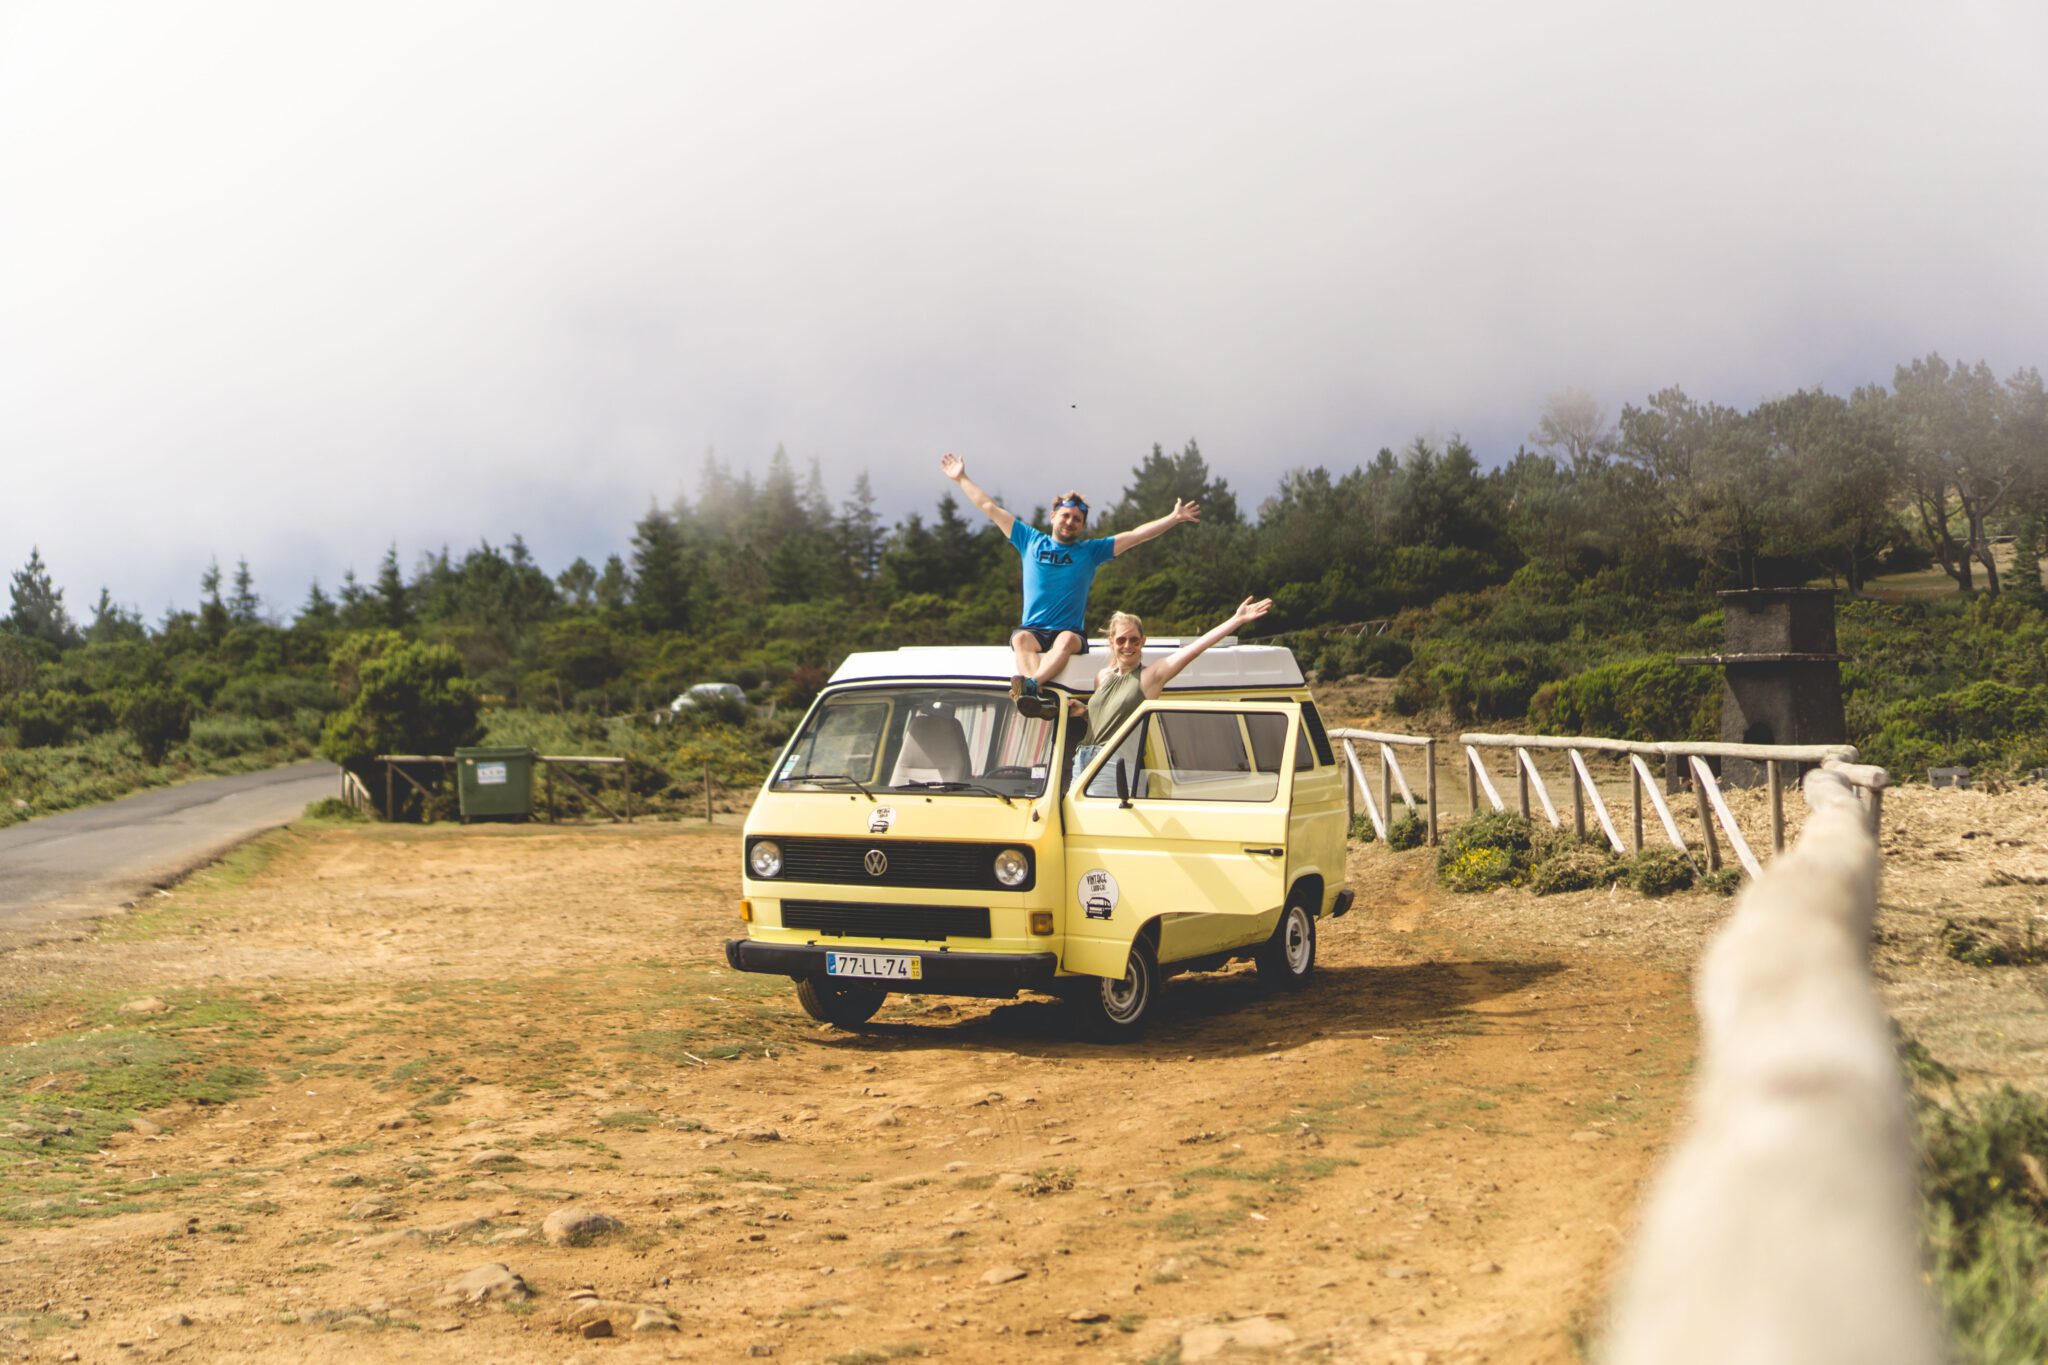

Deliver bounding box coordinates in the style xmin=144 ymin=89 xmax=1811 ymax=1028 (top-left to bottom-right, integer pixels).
xmin=725 ymin=640 xmax=1352 ymax=1037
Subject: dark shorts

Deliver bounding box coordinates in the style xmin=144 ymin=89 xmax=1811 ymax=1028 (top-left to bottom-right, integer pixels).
xmin=1014 ymin=626 xmax=1088 ymax=655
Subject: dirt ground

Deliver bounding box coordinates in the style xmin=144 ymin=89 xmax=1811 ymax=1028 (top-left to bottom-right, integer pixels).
xmin=1 ymin=775 xmax=2043 ymax=1364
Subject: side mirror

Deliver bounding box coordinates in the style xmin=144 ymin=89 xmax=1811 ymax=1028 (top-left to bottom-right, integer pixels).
xmin=1115 ymin=758 xmax=1132 ymax=808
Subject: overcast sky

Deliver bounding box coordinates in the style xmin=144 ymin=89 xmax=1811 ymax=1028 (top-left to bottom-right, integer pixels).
xmin=4 ymin=1 xmax=2046 ymax=620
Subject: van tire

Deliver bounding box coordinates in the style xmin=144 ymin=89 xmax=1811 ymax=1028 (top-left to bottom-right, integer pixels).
xmin=795 ymin=977 xmax=886 ymax=1028
xmin=1256 ymin=901 xmax=1317 ymax=988
xmin=1070 ymin=938 xmax=1159 ymax=1039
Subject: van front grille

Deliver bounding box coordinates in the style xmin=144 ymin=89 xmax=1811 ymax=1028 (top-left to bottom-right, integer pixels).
xmin=780 ymin=900 xmax=992 ymax=942
xmin=763 ymin=837 xmax=1033 ymax=892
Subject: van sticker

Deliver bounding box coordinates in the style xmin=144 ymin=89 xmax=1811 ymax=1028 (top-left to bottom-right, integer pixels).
xmin=1079 ymin=869 xmax=1119 ymax=920
xmin=868 ymin=806 xmax=896 ymax=834
xmin=1031 ymin=765 xmax=1047 ymax=779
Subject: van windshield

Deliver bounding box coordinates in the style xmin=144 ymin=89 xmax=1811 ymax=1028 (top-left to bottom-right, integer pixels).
xmin=773 ymin=686 xmax=1056 ymax=799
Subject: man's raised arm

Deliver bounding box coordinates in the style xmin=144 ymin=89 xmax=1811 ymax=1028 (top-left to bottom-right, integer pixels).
xmin=1111 ymin=498 xmax=1201 ymax=556
xmin=939 ymin=453 xmax=1016 ymax=536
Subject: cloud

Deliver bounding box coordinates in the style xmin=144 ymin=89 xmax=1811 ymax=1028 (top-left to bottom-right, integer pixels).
xmin=3 ymin=1 xmax=2044 ymax=612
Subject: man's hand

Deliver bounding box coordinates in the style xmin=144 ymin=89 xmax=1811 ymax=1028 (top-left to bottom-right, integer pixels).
xmin=1173 ymin=498 xmax=1202 ymax=525
xmin=940 ymin=453 xmax=966 ymax=482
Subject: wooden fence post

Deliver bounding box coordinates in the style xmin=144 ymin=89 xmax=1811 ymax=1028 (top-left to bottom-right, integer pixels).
xmin=704 ymin=764 xmax=713 ymax=823
xmin=1424 ymin=738 xmax=1439 ymax=844
xmin=384 ymin=761 xmax=394 ymax=822
xmin=1768 ymin=761 xmax=1785 ymax=853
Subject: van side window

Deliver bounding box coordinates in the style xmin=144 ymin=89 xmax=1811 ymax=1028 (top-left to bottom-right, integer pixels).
xmin=1300 ymin=701 xmax=1336 ymax=767
xmin=1084 ymin=718 xmax=1150 ymax=800
xmin=1244 ymin=713 xmax=1288 ymax=774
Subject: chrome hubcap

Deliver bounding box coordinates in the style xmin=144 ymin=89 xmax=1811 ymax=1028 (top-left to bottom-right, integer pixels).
xmin=1102 ymin=961 xmax=1146 ymax=1021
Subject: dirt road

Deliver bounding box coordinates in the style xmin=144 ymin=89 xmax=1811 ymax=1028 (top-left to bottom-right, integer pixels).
xmin=0 ymin=815 xmax=1702 ymax=1363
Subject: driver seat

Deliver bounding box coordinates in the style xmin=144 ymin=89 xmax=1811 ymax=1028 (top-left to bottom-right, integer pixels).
xmin=892 ymin=713 xmax=973 ymax=785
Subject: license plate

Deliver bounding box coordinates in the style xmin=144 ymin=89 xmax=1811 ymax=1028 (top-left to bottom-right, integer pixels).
xmin=825 ymin=951 xmax=922 ymax=981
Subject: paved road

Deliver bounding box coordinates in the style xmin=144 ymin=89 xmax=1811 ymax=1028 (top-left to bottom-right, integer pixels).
xmin=0 ymin=760 xmax=341 ymax=943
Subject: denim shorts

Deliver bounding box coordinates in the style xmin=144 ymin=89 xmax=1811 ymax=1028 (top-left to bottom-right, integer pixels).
xmin=1015 ymin=626 xmax=1089 ymax=655
xmin=1070 ymin=743 xmax=1103 ymax=789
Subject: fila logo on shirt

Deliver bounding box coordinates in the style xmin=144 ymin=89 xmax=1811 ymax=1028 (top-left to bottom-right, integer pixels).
xmin=1036 ymin=546 xmax=1076 ymax=566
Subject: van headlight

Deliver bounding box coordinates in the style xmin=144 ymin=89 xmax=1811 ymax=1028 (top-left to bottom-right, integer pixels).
xmin=993 ymin=848 xmax=1030 ymax=887
xmin=748 ymin=840 xmax=783 ymax=879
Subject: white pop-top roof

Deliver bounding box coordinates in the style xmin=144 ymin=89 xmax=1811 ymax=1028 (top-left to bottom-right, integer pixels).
xmin=829 ymin=640 xmax=1305 ymax=693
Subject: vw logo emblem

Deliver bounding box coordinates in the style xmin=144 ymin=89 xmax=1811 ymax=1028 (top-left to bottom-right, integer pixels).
xmin=864 ymin=849 xmax=889 ymax=877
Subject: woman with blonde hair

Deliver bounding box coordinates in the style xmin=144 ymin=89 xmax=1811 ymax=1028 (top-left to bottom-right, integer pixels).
xmin=1067 ymin=596 xmax=1274 ymax=785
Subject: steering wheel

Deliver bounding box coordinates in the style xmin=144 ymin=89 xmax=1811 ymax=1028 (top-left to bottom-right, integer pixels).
xmin=984 ymin=766 xmax=1031 ymax=780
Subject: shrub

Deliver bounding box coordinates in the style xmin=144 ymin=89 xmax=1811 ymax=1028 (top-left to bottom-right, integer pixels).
xmin=1699 ymin=867 xmax=1744 ymax=897
xmin=5 ymin=689 xmax=81 ymax=747
xmin=120 ymin=686 xmax=194 ymax=763
xmin=302 ymin=797 xmax=370 ymax=822
xmin=1529 ymin=654 xmax=1719 ymax=743
xmin=673 ymin=722 xmax=771 ymax=789
xmin=1528 ymin=839 xmax=1621 ymax=895
xmin=1437 ymin=810 xmax=1534 ymax=891
xmin=1349 ymin=813 xmax=1377 ymax=843
xmin=317 ymin=640 xmax=483 ymax=773
xmin=1624 ymin=848 xmax=1695 ymax=896
xmin=1441 ymin=846 xmax=1517 ymax=892
xmin=1918 ymin=1084 xmax=2048 ymax=1358
xmin=186 ymin=716 xmax=284 ymax=761
xmin=1385 ymin=809 xmax=1427 ymax=851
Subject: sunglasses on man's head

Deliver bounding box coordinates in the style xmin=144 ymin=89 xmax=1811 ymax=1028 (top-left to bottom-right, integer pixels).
xmin=1054 ymin=497 xmax=1089 ymax=514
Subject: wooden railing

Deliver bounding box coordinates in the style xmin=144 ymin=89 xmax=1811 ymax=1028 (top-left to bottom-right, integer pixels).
xmin=1328 ymin=728 xmax=1438 ymax=844
xmin=1604 ymin=762 xmax=1938 ymax=1361
xmin=339 ymin=768 xmax=374 ymax=815
xmin=1458 ymin=734 xmax=1886 ymax=877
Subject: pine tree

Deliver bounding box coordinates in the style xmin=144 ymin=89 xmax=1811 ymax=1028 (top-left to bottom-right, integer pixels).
xmin=595 ymin=555 xmax=631 ymax=612
xmin=557 ymin=557 xmax=598 ymax=609
xmin=229 ymin=558 xmax=262 ymax=625
xmin=840 ymin=471 xmax=884 ymax=589
xmin=298 ymin=580 xmax=340 ymax=631
xmin=7 ymin=548 xmax=80 ymax=648
xmin=630 ymin=507 xmax=692 ymax=630
xmin=86 ymin=588 xmax=145 ymax=644
xmin=374 ymin=546 xmax=412 ymax=628
xmin=197 ymin=559 xmax=229 ymax=641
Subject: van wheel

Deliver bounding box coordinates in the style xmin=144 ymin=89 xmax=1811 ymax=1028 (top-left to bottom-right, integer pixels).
xmin=1070 ymin=938 xmax=1159 ymax=1039
xmin=795 ymin=977 xmax=886 ymax=1028
xmin=1256 ymin=901 xmax=1317 ymax=988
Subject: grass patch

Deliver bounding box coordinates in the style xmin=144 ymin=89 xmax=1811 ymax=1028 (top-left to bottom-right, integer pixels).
xmin=0 ymin=992 xmax=267 ymax=1196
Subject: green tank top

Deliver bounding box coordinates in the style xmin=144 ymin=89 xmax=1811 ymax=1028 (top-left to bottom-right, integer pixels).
xmin=1083 ymin=668 xmax=1147 ymax=746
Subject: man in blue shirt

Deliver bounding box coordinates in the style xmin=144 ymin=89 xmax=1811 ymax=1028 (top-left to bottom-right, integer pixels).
xmin=940 ymin=452 xmax=1201 ymax=717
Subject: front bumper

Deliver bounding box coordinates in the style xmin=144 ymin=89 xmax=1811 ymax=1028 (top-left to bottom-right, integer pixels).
xmin=724 ymin=939 xmax=1061 ymax=998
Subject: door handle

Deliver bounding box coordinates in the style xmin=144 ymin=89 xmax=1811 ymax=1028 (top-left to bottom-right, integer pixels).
xmin=1244 ymin=846 xmax=1284 ymax=857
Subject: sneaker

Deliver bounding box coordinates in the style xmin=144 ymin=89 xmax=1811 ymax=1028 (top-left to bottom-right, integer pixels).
xmin=1009 ymin=674 xmax=1030 ymax=703
xmin=1014 ymin=691 xmax=1059 ymax=721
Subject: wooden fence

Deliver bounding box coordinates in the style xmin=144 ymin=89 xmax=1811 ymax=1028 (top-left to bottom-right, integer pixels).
xmin=1459 ymin=733 xmax=1885 ymax=878
xmin=1327 ymin=728 xmax=1438 ymax=844
xmin=1603 ymin=762 xmax=1939 ymax=1362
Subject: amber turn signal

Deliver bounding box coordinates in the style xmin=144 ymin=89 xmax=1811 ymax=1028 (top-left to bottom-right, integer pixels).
xmin=1029 ymin=911 xmax=1054 ymax=935
xmin=740 ymin=899 xmax=754 ymax=922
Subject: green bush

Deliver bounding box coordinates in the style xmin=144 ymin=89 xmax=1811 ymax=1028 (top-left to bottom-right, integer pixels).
xmin=1440 ymin=846 xmax=1517 ymax=892
xmin=1624 ymin=848 xmax=1695 ymax=896
xmin=1699 ymin=867 xmax=1744 ymax=897
xmin=119 ymin=686 xmax=193 ymax=764
xmin=1437 ymin=810 xmax=1534 ymax=891
xmin=301 ymin=797 xmax=370 ymax=822
xmin=1385 ymin=809 xmax=1426 ymax=851
xmin=4 ymin=689 xmax=81 ymax=747
xmin=186 ymin=716 xmax=283 ymax=761
xmin=1349 ymin=812 xmax=1377 ymax=843
xmin=1528 ymin=654 xmax=1719 ymax=743
xmin=317 ymin=639 xmax=483 ymax=774
xmin=1918 ymin=1084 xmax=2048 ymax=1359
xmin=1528 ymin=839 xmax=1622 ymax=895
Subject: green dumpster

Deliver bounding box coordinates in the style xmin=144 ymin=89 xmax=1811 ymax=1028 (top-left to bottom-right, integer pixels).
xmin=455 ymin=746 xmax=537 ymax=821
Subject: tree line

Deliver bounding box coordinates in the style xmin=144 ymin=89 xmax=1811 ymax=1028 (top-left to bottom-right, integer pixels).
xmin=3 ymin=350 xmax=2045 ymax=787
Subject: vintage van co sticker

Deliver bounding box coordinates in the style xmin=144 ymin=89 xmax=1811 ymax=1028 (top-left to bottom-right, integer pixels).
xmin=868 ymin=805 xmax=896 ymax=834
xmin=1079 ymin=869 xmax=1119 ymax=920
